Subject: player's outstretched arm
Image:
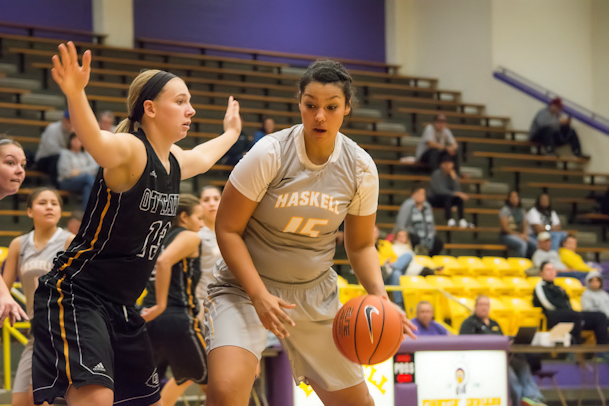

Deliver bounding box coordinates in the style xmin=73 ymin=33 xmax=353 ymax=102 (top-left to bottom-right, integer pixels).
xmin=141 ymin=231 xmax=201 ymax=323
xmin=51 ymin=41 xmax=139 ymax=170
xmin=172 ymin=96 xmax=242 ymax=180
xmin=344 ymin=213 xmax=417 ymax=339
xmin=215 ymin=181 xmax=295 ymax=339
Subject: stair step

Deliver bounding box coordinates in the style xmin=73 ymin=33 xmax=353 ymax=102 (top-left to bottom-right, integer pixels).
xmin=0 ymin=63 xmax=18 ymax=75
xmin=352 ymin=108 xmax=382 ymax=119
xmin=576 ymin=231 xmax=597 ymax=245
xmin=21 ymin=93 xmax=65 ymax=108
xmin=376 ymin=122 xmax=407 ymax=133
xmin=461 ymin=166 xmax=483 ymax=179
xmin=0 ymin=77 xmax=41 ymax=90
xmin=479 ymin=181 xmax=509 ymax=194
xmin=280 ymin=67 xmax=306 ymax=76
xmin=45 ymin=109 xmax=66 ymax=121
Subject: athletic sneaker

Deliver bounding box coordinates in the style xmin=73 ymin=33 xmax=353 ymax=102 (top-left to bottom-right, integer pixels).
xmin=458 ymin=218 xmax=475 ymax=228
xmin=447 ymin=219 xmax=457 ymax=227
xmin=521 ymin=397 xmax=546 ymax=406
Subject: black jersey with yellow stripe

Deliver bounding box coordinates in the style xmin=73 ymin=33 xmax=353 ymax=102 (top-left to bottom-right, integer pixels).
xmin=47 ymin=130 xmax=181 ymax=306
xmin=141 ymin=226 xmax=202 ymax=314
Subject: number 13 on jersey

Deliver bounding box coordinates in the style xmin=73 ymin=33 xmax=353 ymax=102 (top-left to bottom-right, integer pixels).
xmin=283 ymin=217 xmax=329 ymax=238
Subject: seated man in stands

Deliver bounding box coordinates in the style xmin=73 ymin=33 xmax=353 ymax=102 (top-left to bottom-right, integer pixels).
xmin=427 ymin=155 xmax=473 ymax=228
xmin=531 ymin=232 xmax=583 ymax=278
xmin=529 ymin=98 xmax=585 ymax=157
xmin=411 ymin=301 xmax=448 ymax=336
xmin=460 ymin=295 xmax=546 ymax=406
xmin=415 ymin=114 xmax=459 ymax=172
xmin=559 ymin=235 xmax=595 ymax=272
xmin=97 ymin=110 xmax=116 ymax=132
xmin=533 ymin=261 xmax=609 ymax=349
xmin=393 ymin=183 xmax=444 ymax=256
xmin=34 ymin=110 xmax=72 ymax=187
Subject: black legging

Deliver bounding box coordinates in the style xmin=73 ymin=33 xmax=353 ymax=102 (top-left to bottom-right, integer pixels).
xmin=545 ymin=309 xmax=609 ymax=345
xmin=428 ymin=194 xmax=464 ymax=221
xmin=409 ymin=233 xmax=444 ymax=257
xmin=530 ymin=125 xmax=582 ymax=156
xmin=419 ymin=148 xmax=460 ymax=173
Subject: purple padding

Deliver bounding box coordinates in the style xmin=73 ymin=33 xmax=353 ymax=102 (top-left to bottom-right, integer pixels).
xmin=493 ymin=72 xmax=609 ymax=135
xmin=396 ymin=383 xmax=418 ymax=406
xmin=266 ymin=350 xmax=293 ymax=406
xmin=537 ymin=363 xmax=609 ymax=389
xmin=399 ymin=335 xmax=510 ymax=352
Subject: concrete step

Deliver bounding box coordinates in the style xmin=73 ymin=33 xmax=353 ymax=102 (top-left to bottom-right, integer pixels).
xmin=479 ymin=181 xmax=510 ymax=194
xmin=0 ymin=77 xmax=41 ymax=90
xmin=352 ymin=108 xmax=382 ymax=119
xmin=45 ymin=109 xmax=65 ymax=121
xmin=376 ymin=122 xmax=407 ymax=133
xmin=576 ymin=231 xmax=597 ymax=245
xmin=280 ymin=66 xmax=306 ymax=76
xmin=0 ymin=63 xmax=18 ymax=75
xmin=461 ymin=166 xmax=483 ymax=179
xmin=521 ymin=197 xmax=535 ymax=207
xmin=21 ymin=93 xmax=65 ymax=108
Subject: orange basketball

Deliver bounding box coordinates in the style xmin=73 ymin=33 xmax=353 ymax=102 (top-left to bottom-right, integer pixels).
xmin=333 ymin=295 xmax=404 ymax=365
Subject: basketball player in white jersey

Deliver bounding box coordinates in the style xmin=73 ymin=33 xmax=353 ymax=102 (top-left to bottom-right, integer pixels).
xmin=204 ymin=60 xmax=416 ymax=406
xmin=3 ymin=188 xmax=74 ymax=406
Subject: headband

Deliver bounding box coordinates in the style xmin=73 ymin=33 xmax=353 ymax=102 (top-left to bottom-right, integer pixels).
xmin=129 ymin=71 xmax=177 ymax=123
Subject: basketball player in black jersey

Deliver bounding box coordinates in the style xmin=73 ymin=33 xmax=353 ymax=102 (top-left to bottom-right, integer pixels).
xmin=141 ymin=194 xmax=207 ymax=406
xmin=31 ymin=42 xmax=241 ymax=406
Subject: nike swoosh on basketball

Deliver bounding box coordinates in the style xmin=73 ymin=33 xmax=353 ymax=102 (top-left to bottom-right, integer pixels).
xmin=364 ymin=304 xmax=380 ymax=343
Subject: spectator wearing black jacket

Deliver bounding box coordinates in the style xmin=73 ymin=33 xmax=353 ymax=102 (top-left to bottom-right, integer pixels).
xmin=533 ymin=261 xmax=609 ymax=345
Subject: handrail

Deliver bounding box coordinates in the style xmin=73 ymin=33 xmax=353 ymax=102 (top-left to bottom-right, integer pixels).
xmin=3 ymin=283 xmax=29 ymax=390
xmin=493 ymin=66 xmax=609 ymax=135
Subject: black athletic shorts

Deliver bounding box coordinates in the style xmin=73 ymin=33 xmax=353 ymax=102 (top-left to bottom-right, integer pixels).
xmin=146 ymin=307 xmax=208 ymax=385
xmin=32 ymin=272 xmax=161 ymax=406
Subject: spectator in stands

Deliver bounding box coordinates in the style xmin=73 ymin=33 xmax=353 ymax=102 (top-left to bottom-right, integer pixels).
xmin=66 ymin=209 xmax=84 ymax=235
xmin=529 ymin=98 xmax=584 ymax=157
xmin=374 ymin=225 xmax=413 ymax=309
xmin=219 ymin=129 xmax=250 ymax=166
xmin=394 ymin=183 xmax=444 ymax=256
xmin=526 ymin=193 xmax=567 ymax=251
xmin=34 ymin=110 xmax=72 ymax=187
xmin=559 ymin=235 xmax=594 ymax=272
xmin=499 ymin=190 xmax=536 ymax=258
xmin=531 ymin=232 xmax=584 ymax=278
xmin=415 ymin=114 xmax=459 ymax=172
xmin=411 ymin=301 xmax=448 ymax=336
xmin=57 ymin=133 xmax=99 ymax=210
xmin=252 ymin=117 xmax=275 ymax=146
xmin=460 ymin=295 xmax=546 ymax=406
xmin=0 ymin=138 xmax=26 ymax=201
xmin=533 ymin=261 xmax=609 ymax=349
xmin=581 ymin=271 xmax=609 ymax=318
xmin=428 ymin=154 xmax=473 ymax=228
xmin=392 ymin=229 xmax=413 ymax=257
xmin=97 ymin=110 xmax=116 ymax=132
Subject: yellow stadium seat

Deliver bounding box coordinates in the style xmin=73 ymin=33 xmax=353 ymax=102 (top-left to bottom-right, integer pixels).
xmin=482 ymin=257 xmax=524 ymax=277
xmin=426 ymin=275 xmax=462 ymax=296
xmin=555 ymin=277 xmax=586 ymax=298
xmin=502 ymin=277 xmax=534 ymax=296
xmin=448 ymin=297 xmax=474 ymax=332
xmin=507 ymin=258 xmax=533 ymax=274
xmin=450 ymin=276 xmax=489 ymax=298
xmin=413 ymin=255 xmax=438 ymax=270
xmin=457 ymin=256 xmax=495 ymax=276
xmin=399 ymin=275 xmax=438 ymax=318
xmin=527 ymin=276 xmax=541 ymax=288
xmin=489 ymin=297 xmax=516 ymax=336
xmin=338 ymin=280 xmax=366 ymax=305
xmin=432 ymin=256 xmax=470 ymax=276
xmin=0 ymin=246 xmax=8 ymax=266
xmin=570 ymin=297 xmax=582 ymax=311
xmin=501 ymin=297 xmax=544 ymax=335
xmin=477 ymin=276 xmax=514 ymax=297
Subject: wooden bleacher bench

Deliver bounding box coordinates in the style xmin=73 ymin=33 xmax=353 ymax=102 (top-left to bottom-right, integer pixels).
xmin=0 ymin=87 xmax=32 ymax=103
xmin=0 ymin=102 xmax=56 ymax=120
xmin=0 ymin=33 xmax=287 ymax=70
xmin=0 ymin=21 xmax=106 ymax=43
xmin=359 ymin=144 xmax=414 ymax=154
xmin=371 ymin=94 xmax=485 ymax=114
xmin=577 ymin=213 xmax=609 ymax=243
xmin=423 ymin=122 xmax=527 ymax=136
xmin=525 ymin=182 xmax=607 ymax=192
xmin=397 ymin=107 xmax=510 ymax=126
xmin=0 ymin=117 xmax=50 ymax=128
xmin=136 ymin=36 xmax=402 ymax=74
xmin=473 ymin=151 xmax=590 ymax=172
xmin=0 ymin=210 xmax=72 ymax=217
xmin=0 ymin=231 xmax=21 ymax=238
xmin=497 ymin=166 xmax=609 ymax=190
xmin=378 ymin=205 xmax=498 ymax=215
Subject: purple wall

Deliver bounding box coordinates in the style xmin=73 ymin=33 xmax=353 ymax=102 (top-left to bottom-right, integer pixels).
xmin=0 ymin=0 xmax=92 ymax=32
xmin=134 ymin=0 xmax=386 ymax=63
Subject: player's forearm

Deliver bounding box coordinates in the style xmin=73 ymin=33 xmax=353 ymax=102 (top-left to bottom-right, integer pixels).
xmin=348 ymin=245 xmax=388 ymax=299
xmin=217 ymin=231 xmax=268 ymax=299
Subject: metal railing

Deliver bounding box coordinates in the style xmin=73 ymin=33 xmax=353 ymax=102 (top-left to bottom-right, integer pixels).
xmin=493 ymin=66 xmax=609 ymax=135
xmin=2 ymin=283 xmax=30 ymax=391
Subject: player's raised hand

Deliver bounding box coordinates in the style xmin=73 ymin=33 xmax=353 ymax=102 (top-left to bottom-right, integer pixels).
xmin=223 ymin=96 xmax=242 ymax=135
xmin=51 ymin=41 xmax=92 ymax=97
